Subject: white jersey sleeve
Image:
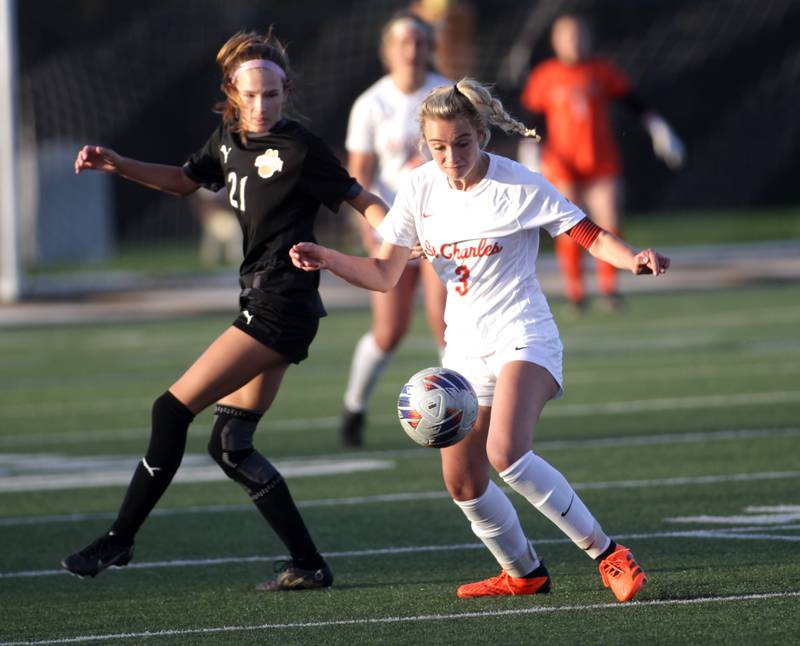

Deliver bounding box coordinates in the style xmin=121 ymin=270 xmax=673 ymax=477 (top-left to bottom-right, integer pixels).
xmin=477 ymin=157 xmax=587 ymax=237
xmin=518 ymin=172 xmax=587 ymax=238
xmin=376 ymin=177 xmax=418 ymax=249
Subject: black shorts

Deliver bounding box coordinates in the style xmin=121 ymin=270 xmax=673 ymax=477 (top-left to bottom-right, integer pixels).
xmin=232 ymin=299 xmax=321 ymax=364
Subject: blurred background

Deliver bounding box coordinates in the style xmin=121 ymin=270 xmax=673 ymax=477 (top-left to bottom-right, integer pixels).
xmin=2 ymin=0 xmax=799 ymax=301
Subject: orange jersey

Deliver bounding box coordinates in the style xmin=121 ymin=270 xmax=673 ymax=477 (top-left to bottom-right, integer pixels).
xmin=521 ymin=58 xmax=630 ymax=183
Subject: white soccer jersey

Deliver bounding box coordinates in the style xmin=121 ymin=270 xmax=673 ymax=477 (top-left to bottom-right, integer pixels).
xmin=377 ymin=154 xmax=586 ymax=354
xmin=346 ymin=72 xmax=450 ymax=204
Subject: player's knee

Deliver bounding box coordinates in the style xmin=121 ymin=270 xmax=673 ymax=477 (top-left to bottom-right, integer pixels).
xmin=373 ymin=330 xmax=404 ymax=352
xmin=207 ymin=405 xmax=261 ymax=471
xmin=445 ymin=474 xmax=487 ymax=502
xmin=486 ymin=445 xmax=520 ymax=474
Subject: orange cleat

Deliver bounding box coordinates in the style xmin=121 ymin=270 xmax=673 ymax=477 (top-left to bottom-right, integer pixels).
xmin=457 ymin=566 xmax=551 ymax=599
xmin=598 ymin=544 xmax=647 ymax=602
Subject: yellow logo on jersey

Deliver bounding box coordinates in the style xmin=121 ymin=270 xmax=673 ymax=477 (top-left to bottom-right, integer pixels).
xmin=255 ymin=149 xmax=284 ymax=179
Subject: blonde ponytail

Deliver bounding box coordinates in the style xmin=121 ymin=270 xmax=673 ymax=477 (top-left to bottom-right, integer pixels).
xmin=419 ymin=78 xmax=540 ymax=148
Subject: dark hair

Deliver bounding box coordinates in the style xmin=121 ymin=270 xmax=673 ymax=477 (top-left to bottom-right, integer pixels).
xmin=214 ymin=26 xmax=293 ymax=136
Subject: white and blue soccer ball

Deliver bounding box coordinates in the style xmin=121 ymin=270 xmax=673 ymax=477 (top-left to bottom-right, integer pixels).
xmin=397 ymin=367 xmax=478 ymax=448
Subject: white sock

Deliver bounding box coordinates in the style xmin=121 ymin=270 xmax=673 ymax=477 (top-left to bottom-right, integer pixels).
xmin=343 ymin=332 xmax=393 ymax=412
xmin=453 ymin=480 xmax=540 ymax=577
xmin=437 ymin=345 xmax=445 ymax=365
xmin=500 ymin=451 xmax=611 ymax=560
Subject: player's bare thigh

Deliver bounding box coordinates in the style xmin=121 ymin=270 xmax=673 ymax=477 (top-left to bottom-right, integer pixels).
xmin=217 ymin=368 xmax=289 ymax=414
xmin=440 ymin=406 xmax=491 ymax=501
xmin=553 ymin=181 xmax=584 ymax=210
xmin=170 ymin=326 xmax=290 ymax=414
xmin=485 ymin=361 xmax=559 ymax=473
xmin=581 ymin=176 xmax=622 ymax=231
xmin=419 ymin=259 xmax=446 ymax=347
xmin=370 ymin=262 xmax=419 ymax=351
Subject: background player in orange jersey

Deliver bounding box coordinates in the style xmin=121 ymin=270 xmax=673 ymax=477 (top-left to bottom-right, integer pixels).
xmin=520 ymin=13 xmax=685 ymax=311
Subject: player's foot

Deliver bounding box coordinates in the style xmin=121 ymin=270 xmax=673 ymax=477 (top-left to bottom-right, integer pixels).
xmin=61 ymin=531 xmax=134 ymax=578
xmin=598 ymin=544 xmax=646 ymax=602
xmin=457 ymin=563 xmax=551 ymax=598
xmin=564 ymin=298 xmax=587 ymax=319
xmin=339 ymin=409 xmax=365 ymax=447
xmin=600 ymin=292 xmax=625 ymax=312
xmin=255 ymin=560 xmax=334 ymax=592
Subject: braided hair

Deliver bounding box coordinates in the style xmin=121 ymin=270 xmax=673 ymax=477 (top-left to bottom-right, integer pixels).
xmin=419 ymin=78 xmax=540 ymax=148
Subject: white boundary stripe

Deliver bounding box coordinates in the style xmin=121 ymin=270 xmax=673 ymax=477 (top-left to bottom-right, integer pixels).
xmin=1 ymin=470 xmax=798 ymax=527
xmin=0 ymin=458 xmax=394 ymax=493
xmin=1 ymin=591 xmax=799 ymax=645
xmin=4 ymin=525 xmax=800 ymax=581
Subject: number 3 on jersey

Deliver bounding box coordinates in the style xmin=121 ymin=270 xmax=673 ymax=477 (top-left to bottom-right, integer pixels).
xmin=227 ymin=172 xmax=248 ymax=212
xmin=455 ymin=264 xmax=470 ymax=296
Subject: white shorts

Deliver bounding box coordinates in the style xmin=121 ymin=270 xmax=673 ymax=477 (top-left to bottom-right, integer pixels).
xmin=442 ymin=326 xmax=564 ymax=407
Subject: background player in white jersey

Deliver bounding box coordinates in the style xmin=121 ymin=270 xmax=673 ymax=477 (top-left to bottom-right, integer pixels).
xmin=62 ymin=28 xmax=388 ymax=592
xmin=290 ymin=78 xmax=669 ymax=603
xmin=339 ymin=11 xmax=449 ymax=447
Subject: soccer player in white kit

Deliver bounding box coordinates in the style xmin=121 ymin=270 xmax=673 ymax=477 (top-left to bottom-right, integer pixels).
xmin=291 ymin=78 xmax=669 ymax=603
xmin=339 ymin=12 xmax=449 ymax=447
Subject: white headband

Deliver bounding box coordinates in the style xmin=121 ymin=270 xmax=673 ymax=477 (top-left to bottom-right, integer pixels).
xmin=230 ymin=59 xmax=287 ymax=84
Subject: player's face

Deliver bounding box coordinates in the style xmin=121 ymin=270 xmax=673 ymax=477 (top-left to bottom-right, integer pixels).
xmin=384 ymin=20 xmax=431 ymax=74
xmin=424 ymin=117 xmax=486 ymax=188
xmin=551 ymin=17 xmax=591 ymax=64
xmin=234 ymin=67 xmax=286 ymax=135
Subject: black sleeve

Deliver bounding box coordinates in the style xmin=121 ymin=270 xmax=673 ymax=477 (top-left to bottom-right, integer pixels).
xmin=300 ymin=134 xmax=358 ymax=213
xmin=182 ymin=126 xmax=225 ymax=192
xmin=620 ymin=92 xmax=649 ymax=117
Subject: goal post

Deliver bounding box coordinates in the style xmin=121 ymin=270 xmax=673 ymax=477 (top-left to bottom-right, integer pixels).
xmin=0 ymin=0 xmax=21 ymax=302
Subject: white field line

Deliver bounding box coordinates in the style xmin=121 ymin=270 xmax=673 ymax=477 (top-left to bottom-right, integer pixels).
xmin=1 ymin=426 xmax=797 ymax=461
xmin=1 ymin=469 xmax=798 ymax=528
xmin=0 ymin=459 xmax=394 ymax=493
xmin=2 ymin=389 xmax=798 ymax=423
xmin=3 ymin=525 xmax=800 ymax=582
xmin=1 ymin=591 xmax=799 ymax=646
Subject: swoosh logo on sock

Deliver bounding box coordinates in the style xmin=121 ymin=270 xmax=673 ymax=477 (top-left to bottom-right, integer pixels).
xmin=561 ymin=493 xmax=575 ymax=517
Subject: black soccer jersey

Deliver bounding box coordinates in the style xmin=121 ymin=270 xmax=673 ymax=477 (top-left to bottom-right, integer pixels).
xmin=183 ymin=119 xmax=360 ymax=315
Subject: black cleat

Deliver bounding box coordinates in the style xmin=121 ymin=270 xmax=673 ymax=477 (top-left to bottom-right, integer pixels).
xmin=339 ymin=409 xmax=365 ymax=447
xmin=255 ymin=560 xmax=334 ymax=592
xmin=61 ymin=532 xmax=134 ymax=578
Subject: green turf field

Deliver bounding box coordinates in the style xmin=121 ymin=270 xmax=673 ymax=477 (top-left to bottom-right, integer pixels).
xmin=1 ymin=284 xmax=799 ymax=645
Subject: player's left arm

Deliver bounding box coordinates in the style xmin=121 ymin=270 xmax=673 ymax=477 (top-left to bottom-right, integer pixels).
xmin=567 ymin=218 xmax=670 ymax=276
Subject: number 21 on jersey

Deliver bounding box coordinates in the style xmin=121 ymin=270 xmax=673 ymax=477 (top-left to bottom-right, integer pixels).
xmin=227 ymin=172 xmax=248 ymax=212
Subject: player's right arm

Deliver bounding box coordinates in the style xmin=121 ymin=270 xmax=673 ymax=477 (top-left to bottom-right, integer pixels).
xmin=348 ymin=151 xmax=382 ymax=254
xmin=74 ymin=145 xmax=200 ymax=196
xmin=290 ymin=239 xmax=409 ymax=292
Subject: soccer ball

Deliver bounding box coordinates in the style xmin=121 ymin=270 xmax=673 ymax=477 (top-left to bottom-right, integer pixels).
xmin=397 ymin=367 xmax=478 ymax=448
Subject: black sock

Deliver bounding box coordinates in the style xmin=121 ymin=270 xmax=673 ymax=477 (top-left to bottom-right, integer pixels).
xmin=522 ymin=561 xmax=549 ymax=578
xmin=254 ymin=476 xmax=324 ymax=569
xmin=111 ymin=391 xmax=195 ymax=540
xmin=595 ymin=540 xmax=618 ymax=563
xmin=207 ymin=406 xmax=324 ymax=569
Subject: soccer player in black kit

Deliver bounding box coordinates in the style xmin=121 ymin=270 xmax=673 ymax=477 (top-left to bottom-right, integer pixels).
xmin=63 ymin=27 xmax=388 ymax=591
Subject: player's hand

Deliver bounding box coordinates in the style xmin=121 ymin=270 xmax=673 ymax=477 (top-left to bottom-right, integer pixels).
xmin=408 ymin=240 xmax=425 ymax=260
xmin=644 ymin=113 xmax=686 ymax=170
xmin=632 ymin=248 xmax=670 ymax=276
xmin=74 ymin=146 xmax=123 ymax=175
xmin=290 ymin=242 xmax=328 ymax=272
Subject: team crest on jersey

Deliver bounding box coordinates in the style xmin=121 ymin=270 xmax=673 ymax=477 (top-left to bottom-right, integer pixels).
xmin=254 ymin=149 xmax=284 ymax=179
